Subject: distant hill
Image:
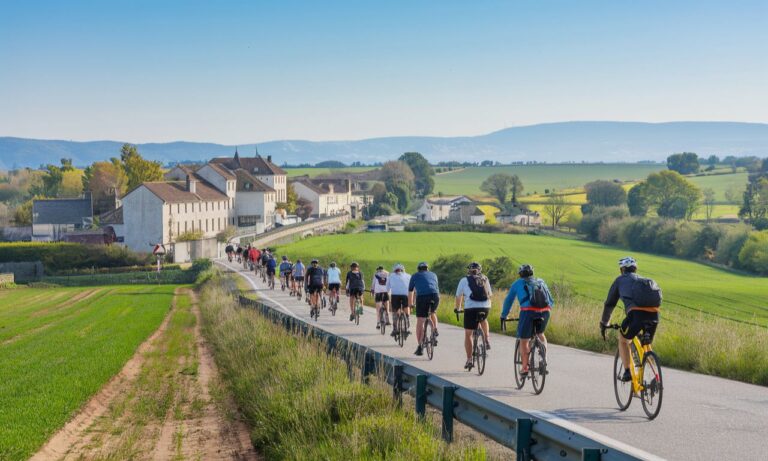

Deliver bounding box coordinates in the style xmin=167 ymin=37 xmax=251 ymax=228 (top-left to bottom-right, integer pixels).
xmin=2 ymin=121 xmax=767 ymax=169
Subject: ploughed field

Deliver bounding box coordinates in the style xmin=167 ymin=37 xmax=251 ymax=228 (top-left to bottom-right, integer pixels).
xmin=0 ymin=285 xmax=174 ymax=461
xmin=279 ymin=232 xmax=768 ymax=326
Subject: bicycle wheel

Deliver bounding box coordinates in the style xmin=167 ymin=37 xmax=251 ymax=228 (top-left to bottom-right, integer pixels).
xmin=529 ymin=340 xmax=546 ymax=394
xmin=513 ymin=340 xmax=525 ymax=389
xmin=380 ymin=310 xmax=386 ymax=335
xmin=640 ymin=351 xmax=663 ymax=420
xmin=474 ymin=329 xmax=486 ymax=376
xmin=423 ymin=319 xmax=434 ymax=360
xmin=397 ymin=313 xmax=406 ymax=347
xmin=613 ymin=350 xmax=633 ymax=411
xmin=355 ymin=301 xmax=360 ymax=325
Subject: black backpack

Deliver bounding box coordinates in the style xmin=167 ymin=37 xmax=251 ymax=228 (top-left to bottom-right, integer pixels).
xmin=524 ymin=279 xmax=550 ymax=308
xmin=631 ymin=277 xmax=662 ymax=308
xmin=466 ymin=275 xmax=489 ymax=302
xmin=375 ymin=273 xmax=388 ymax=286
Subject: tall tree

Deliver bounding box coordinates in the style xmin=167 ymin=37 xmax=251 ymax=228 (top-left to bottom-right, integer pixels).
xmin=121 ymin=144 xmax=163 ymax=189
xmin=638 ymin=170 xmax=702 ymax=220
xmin=702 ymin=188 xmax=716 ymax=222
xmin=480 ymin=173 xmax=513 ymax=204
xmin=584 ymin=180 xmax=627 ymax=207
xmin=627 ymin=183 xmax=649 ymax=216
xmin=542 ymin=194 xmax=572 ymax=229
xmin=399 ymin=152 xmax=434 ymax=197
xmin=30 ymin=164 xmax=64 ymax=197
xmin=82 ymin=160 xmax=129 ymax=213
xmin=510 ymin=175 xmax=524 ymax=204
xmin=379 ymin=160 xmax=415 ymax=187
xmin=667 ymin=152 xmax=700 ymax=175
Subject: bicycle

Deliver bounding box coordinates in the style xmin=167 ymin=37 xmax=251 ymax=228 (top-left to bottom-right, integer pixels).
xmin=419 ymin=315 xmax=437 ymax=360
xmin=502 ymin=317 xmax=548 ymax=394
xmin=310 ymin=296 xmax=320 ymax=321
xmin=455 ymin=309 xmax=488 ymax=375
xmin=267 ymin=272 xmax=275 ymax=290
xmin=328 ymin=290 xmax=337 ymax=316
xmin=281 ymin=273 xmax=290 ymax=291
xmin=378 ymin=304 xmax=387 ymax=335
xmin=603 ymin=322 xmax=663 ymax=420
xmin=392 ymin=309 xmax=410 ymax=347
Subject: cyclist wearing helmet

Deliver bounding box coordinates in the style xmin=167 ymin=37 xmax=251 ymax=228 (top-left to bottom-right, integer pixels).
xmin=600 ymin=256 xmax=660 ymax=382
xmin=455 ymin=262 xmax=492 ymax=370
xmin=325 ymin=262 xmax=342 ymax=306
xmin=372 ymin=265 xmax=391 ymax=330
xmin=501 ymin=264 xmax=554 ymax=377
xmin=387 ymin=263 xmax=411 ymax=337
xmin=345 ymin=262 xmax=365 ymax=321
xmin=408 ymin=261 xmax=440 ymax=356
xmin=279 ymin=255 xmax=293 ymax=290
xmin=265 ymin=252 xmax=277 ymax=285
xmin=292 ymin=259 xmax=306 ymax=294
xmin=305 ymin=259 xmax=325 ymax=311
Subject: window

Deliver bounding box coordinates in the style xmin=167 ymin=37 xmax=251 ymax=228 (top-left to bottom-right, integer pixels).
xmin=185 ymin=221 xmax=188 ymax=232
xmin=237 ymin=215 xmax=261 ymax=227
xmin=205 ymin=219 xmax=208 ymax=232
xmin=185 ymin=203 xmax=188 ymax=213
xmin=177 ymin=204 xmax=180 ymax=213
xmin=205 ymin=202 xmax=208 ymax=212
xmin=198 ymin=219 xmax=202 ymax=230
xmin=177 ymin=222 xmax=180 ymax=236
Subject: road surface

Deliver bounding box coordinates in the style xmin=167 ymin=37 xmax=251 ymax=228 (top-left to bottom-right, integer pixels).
xmin=220 ymin=260 xmax=768 ymax=461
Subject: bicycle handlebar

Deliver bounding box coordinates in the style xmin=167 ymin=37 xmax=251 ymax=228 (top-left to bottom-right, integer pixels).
xmin=454 ymin=308 xmax=463 ymax=322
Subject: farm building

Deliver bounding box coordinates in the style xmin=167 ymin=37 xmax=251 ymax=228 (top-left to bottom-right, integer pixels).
xmin=497 ymin=210 xmax=542 ymax=226
xmin=32 ymin=194 xmax=93 ymax=241
xmin=416 ymin=195 xmax=471 ymax=222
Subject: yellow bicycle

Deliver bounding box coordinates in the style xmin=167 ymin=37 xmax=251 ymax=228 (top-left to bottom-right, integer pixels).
xmin=604 ymin=322 xmax=663 ymax=420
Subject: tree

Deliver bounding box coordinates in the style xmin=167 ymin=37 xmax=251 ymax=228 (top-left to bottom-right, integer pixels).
xmin=277 ymin=183 xmax=299 ymax=213
xmin=542 ymin=194 xmax=572 ymax=229
xmin=738 ymin=231 xmax=768 ymax=274
xmin=296 ymin=197 xmax=313 ymax=220
xmin=82 ymin=160 xmax=128 ymax=213
xmin=389 ymin=182 xmax=411 ymax=213
xmin=740 ymin=178 xmax=768 ymax=221
xmin=121 ymin=144 xmax=163 ymax=189
xmin=666 ymin=152 xmax=700 ymax=175
xmin=627 ymin=184 xmax=649 ymax=216
xmin=30 ymin=164 xmax=64 ymax=197
xmin=399 ymin=152 xmax=434 ymax=197
xmin=584 ymin=180 xmax=627 ymax=207
xmin=639 ymin=170 xmax=702 ymax=220
xmin=379 ymin=161 xmax=415 ymax=187
xmin=510 ymin=175 xmax=524 ymax=204
xmin=702 ymin=188 xmax=716 ymax=222
xmin=480 ymin=173 xmax=513 ymax=204
xmin=13 ymin=197 xmax=36 ymax=225
xmin=60 ymin=170 xmax=84 ymax=197
xmin=706 ymin=155 xmax=720 ymax=166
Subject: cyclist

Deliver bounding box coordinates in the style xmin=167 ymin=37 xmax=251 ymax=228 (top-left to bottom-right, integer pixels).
xmin=265 ymin=252 xmax=277 ymax=287
xmin=345 ymin=262 xmax=365 ymax=321
xmin=387 ymin=263 xmax=411 ymax=337
xmin=371 ymin=265 xmax=391 ymax=330
xmin=325 ymin=261 xmax=342 ymax=308
xmin=501 ymin=264 xmax=554 ymax=377
xmin=225 ymin=243 xmax=234 ymax=262
xmin=600 ymin=256 xmax=660 ymax=383
xmin=260 ymin=248 xmax=269 ymax=273
xmin=408 ymin=261 xmax=440 ymax=356
xmin=292 ymin=259 xmax=305 ymax=295
xmin=279 ymin=255 xmax=293 ymax=290
xmin=251 ymin=247 xmax=262 ymax=274
xmin=305 ymin=259 xmax=326 ymax=311
xmin=235 ymin=245 xmax=243 ymax=263
xmin=455 ymin=262 xmax=492 ymax=370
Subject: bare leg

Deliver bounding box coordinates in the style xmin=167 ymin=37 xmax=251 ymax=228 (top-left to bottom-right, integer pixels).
xmin=464 ymin=330 xmax=473 ymax=361
xmin=520 ymin=338 xmax=531 ymax=371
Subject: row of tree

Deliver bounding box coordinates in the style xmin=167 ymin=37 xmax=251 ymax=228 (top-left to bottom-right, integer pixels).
xmin=367 ymin=152 xmax=435 ymax=216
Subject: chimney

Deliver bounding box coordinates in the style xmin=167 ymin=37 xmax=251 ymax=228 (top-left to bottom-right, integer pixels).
xmin=267 ymin=155 xmax=272 ymax=164
xmin=186 ymin=175 xmax=197 ymax=194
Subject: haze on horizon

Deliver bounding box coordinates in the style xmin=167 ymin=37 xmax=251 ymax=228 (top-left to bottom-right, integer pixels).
xmin=1 ymin=0 xmax=766 ymax=145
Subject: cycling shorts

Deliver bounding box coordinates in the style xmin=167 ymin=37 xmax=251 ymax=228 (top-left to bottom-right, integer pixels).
xmin=308 ymin=284 xmax=324 ymax=294
xmin=415 ymin=293 xmax=439 ymax=318
xmin=347 ymin=288 xmax=364 ymax=297
xmin=293 ymin=276 xmax=304 ymax=282
xmin=328 ymin=283 xmax=341 ymax=292
xmin=266 ymin=268 xmax=276 ymax=276
xmin=620 ymin=310 xmax=659 ymax=342
xmin=391 ymin=295 xmax=408 ymax=311
xmin=375 ymin=292 xmax=390 ymax=303
xmin=517 ymin=310 xmax=550 ymax=339
xmin=463 ymin=308 xmax=490 ymax=331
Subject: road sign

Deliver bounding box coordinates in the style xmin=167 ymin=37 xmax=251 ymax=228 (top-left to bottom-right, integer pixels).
xmin=152 ymin=244 xmax=166 ymax=255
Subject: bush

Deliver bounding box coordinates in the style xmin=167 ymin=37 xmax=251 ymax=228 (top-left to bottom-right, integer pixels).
xmin=715 ymin=225 xmax=751 ymax=267
xmin=480 ymin=256 xmax=514 ymax=287
xmin=738 ymin=231 xmax=768 ymax=274
xmin=0 ymin=242 xmax=152 ymax=274
xmin=673 ymin=221 xmax=704 ymax=259
xmin=431 ymin=253 xmax=473 ymax=294
xmin=177 ymin=230 xmax=204 ymax=241
xmin=753 ymin=217 xmax=768 ymax=231
xmin=580 ymin=206 xmax=629 ymax=240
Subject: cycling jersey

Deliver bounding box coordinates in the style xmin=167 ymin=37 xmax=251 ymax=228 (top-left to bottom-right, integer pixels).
xmin=345 ymin=270 xmax=365 ymax=291
xmin=371 ymin=270 xmax=390 ymax=294
xmin=601 ymin=273 xmax=655 ymax=324
xmin=326 ymin=267 xmax=341 ymax=284
xmin=306 ymin=266 xmax=325 ymax=286
xmin=408 ymin=271 xmax=439 ymax=296
xmin=292 ymin=262 xmax=305 ymax=277
xmin=386 ymin=271 xmax=411 ymax=296
xmin=455 ymin=275 xmax=492 ymax=309
xmin=279 ymin=262 xmax=293 ymax=274
xmin=266 ymin=258 xmax=277 ymax=271
xmin=500 ymin=277 xmax=554 ymax=319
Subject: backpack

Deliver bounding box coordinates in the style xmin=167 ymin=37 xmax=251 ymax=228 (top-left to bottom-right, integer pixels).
xmin=630 ymin=277 xmax=662 ymax=308
xmin=466 ymin=274 xmax=489 ymax=302
xmin=524 ymin=279 xmax=549 ymax=308
xmin=375 ymin=272 xmax=388 ymax=286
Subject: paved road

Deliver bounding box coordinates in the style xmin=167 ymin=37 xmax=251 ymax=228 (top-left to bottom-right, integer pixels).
xmin=220 ymin=260 xmax=768 ymax=461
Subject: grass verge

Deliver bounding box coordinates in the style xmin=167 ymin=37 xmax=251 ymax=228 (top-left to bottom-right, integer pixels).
xmin=198 ymin=273 xmax=488 ymax=460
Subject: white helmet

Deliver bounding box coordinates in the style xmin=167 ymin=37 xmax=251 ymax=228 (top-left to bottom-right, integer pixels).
xmin=393 ymin=263 xmax=405 ymax=272
xmin=619 ymin=256 xmax=637 ymax=269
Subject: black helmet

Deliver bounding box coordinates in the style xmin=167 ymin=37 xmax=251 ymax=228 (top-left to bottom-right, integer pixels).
xmin=330 ymin=262 xmax=336 ymax=267
xmin=467 ymin=262 xmax=482 ymax=271
xmin=518 ymin=264 xmax=534 ymax=277
xmin=417 ymin=261 xmax=429 ymax=270
xmin=351 ymin=261 xmax=359 ymax=268
xmin=311 ymin=259 xmax=319 ymax=264
xmin=376 ymin=265 xmax=384 ymax=271
xmin=282 ymin=255 xmax=287 ymax=261
xmin=296 ymin=259 xmax=302 ymax=263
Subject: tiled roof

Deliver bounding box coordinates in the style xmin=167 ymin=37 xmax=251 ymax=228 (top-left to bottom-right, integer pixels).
xmin=100 ymin=206 xmax=123 ymax=225
xmin=291 ymin=177 xmax=350 ymax=195
xmin=234 ymin=169 xmax=275 ymax=192
xmin=204 ymin=162 xmax=237 ymax=180
xmin=210 ymin=153 xmax=286 ymax=176
xmin=32 ymin=196 xmax=92 ymax=225
xmin=140 ymin=177 xmax=228 ymax=203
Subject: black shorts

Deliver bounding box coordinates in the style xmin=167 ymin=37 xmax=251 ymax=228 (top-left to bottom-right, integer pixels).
xmin=328 ymin=283 xmax=341 ymax=291
xmin=374 ymin=292 xmax=390 ymax=303
xmin=620 ymin=310 xmax=659 ymax=342
xmin=308 ymin=284 xmax=324 ymax=294
xmin=391 ymin=295 xmax=408 ymax=311
xmin=463 ymin=308 xmax=490 ymax=330
xmin=415 ymin=294 xmax=439 ymax=318
xmin=267 ymin=268 xmax=276 ymax=276
xmin=348 ymin=288 xmax=364 ymax=297
xmin=293 ymin=276 xmax=304 ymax=282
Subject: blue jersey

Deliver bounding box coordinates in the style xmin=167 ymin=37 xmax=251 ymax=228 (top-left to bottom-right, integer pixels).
xmin=501 ymin=277 xmax=554 ymax=318
xmin=267 ymin=258 xmax=277 ymax=271
xmin=279 ymin=261 xmax=293 ymax=273
xmin=408 ymin=270 xmax=439 ymax=296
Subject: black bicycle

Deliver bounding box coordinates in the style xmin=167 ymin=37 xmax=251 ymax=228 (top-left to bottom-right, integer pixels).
xmin=455 ymin=309 xmax=488 ymax=375
xmin=502 ymin=317 xmax=548 ymax=394
xmin=392 ymin=310 xmax=410 ymax=347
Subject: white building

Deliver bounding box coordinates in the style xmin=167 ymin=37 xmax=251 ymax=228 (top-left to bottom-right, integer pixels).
xmin=416 ymin=195 xmax=471 ymax=222
xmin=291 ymin=177 xmax=352 ymax=217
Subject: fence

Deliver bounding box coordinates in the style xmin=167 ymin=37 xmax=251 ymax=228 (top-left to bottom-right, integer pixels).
xmin=0 ymin=261 xmax=43 ymax=282
xmin=237 ymin=295 xmax=645 ymax=461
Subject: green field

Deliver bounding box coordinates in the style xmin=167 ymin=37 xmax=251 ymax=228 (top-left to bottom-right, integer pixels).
xmin=687 ymin=172 xmax=748 ymax=202
xmin=433 ymin=164 xmax=665 ymax=197
xmin=0 ymin=285 xmax=175 ymax=460
xmin=285 ymin=166 xmax=376 ymax=177
xmin=279 ymin=232 xmax=768 ymax=326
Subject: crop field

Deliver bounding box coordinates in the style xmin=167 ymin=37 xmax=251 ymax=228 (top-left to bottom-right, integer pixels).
xmin=687 ymin=172 xmax=748 ymax=202
xmin=0 ymin=285 xmax=175 ymax=460
xmin=433 ymin=164 xmax=665 ymax=196
xmin=285 ymin=166 xmax=376 ymax=177
xmin=279 ymin=232 xmax=768 ymax=326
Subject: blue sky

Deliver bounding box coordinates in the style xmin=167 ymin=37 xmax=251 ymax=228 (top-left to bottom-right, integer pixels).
xmin=1 ymin=1 xmax=766 ymax=144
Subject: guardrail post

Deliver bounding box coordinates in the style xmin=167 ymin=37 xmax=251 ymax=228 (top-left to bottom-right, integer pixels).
xmin=362 ymin=349 xmax=375 ymax=383
xmin=415 ymin=374 xmax=427 ymax=419
xmin=393 ymin=364 xmax=403 ymax=406
xmin=582 ymin=448 xmax=602 ymax=461
xmin=441 ymin=385 xmax=457 ymax=443
xmin=516 ymin=418 xmax=533 ymax=461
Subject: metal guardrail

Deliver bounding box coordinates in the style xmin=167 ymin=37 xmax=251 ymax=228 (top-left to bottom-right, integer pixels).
xmin=238 ymin=295 xmax=645 ymax=461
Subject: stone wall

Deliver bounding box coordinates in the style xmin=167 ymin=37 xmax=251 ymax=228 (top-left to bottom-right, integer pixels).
xmin=0 ymin=261 xmax=44 ymax=282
